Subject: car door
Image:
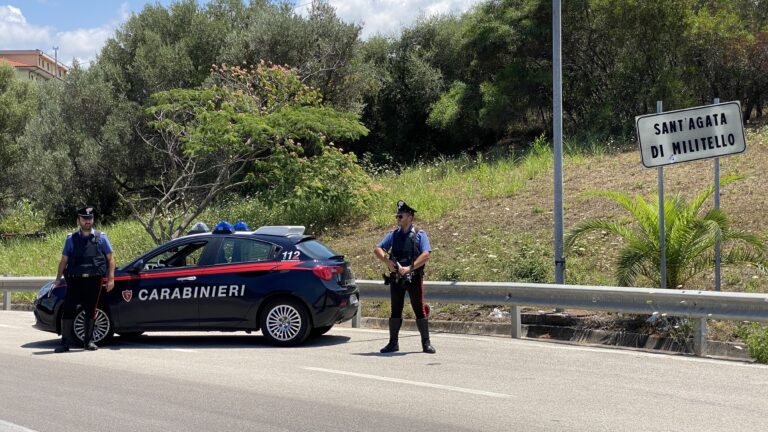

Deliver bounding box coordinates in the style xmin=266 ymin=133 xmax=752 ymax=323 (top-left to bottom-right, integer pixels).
xmin=196 ymin=237 xmax=278 ymax=328
xmin=112 ymin=240 xmax=212 ymax=330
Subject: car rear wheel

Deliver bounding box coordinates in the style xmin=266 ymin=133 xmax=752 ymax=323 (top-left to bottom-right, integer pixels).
xmin=310 ymin=325 xmax=333 ymax=337
xmin=260 ymin=298 xmax=310 ymax=346
xmin=74 ymin=307 xmax=114 ymax=345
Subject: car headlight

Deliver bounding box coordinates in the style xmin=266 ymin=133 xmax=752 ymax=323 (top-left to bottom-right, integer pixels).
xmin=36 ymin=281 xmax=55 ymax=301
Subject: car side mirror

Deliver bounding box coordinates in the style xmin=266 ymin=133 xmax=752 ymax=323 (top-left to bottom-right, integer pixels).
xmin=128 ymin=259 xmax=144 ymax=274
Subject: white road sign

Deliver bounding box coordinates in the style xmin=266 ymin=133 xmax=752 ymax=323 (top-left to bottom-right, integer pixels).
xmin=635 ymin=101 xmax=746 ymax=168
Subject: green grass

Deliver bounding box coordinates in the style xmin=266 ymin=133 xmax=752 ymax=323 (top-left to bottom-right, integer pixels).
xmin=0 ymin=220 xmax=155 ymax=277
xmin=367 ymin=137 xmax=555 ymax=226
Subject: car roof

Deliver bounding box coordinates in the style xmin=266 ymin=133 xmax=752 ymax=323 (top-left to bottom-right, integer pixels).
xmin=181 ymin=225 xmax=314 ymax=245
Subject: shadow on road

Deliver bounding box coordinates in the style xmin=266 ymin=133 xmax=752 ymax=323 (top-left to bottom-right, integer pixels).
xmin=23 ymin=333 xmax=351 ymax=354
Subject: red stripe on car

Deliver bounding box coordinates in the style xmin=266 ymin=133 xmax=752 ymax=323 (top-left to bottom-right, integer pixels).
xmin=114 ymin=261 xmax=305 ymax=281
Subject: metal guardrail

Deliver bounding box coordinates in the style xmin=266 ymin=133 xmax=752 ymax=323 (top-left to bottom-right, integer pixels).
xmin=0 ymin=277 xmax=50 ymax=312
xmin=4 ymin=277 xmax=768 ymax=356
xmin=353 ymin=279 xmax=768 ymax=356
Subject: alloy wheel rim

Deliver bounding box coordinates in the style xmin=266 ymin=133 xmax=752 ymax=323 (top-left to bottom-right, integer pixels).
xmin=266 ymin=305 xmax=301 ymax=341
xmin=74 ymin=309 xmax=110 ymax=343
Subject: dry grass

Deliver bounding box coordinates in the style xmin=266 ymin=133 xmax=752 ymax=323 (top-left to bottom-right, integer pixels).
xmin=323 ymin=127 xmax=768 ymax=338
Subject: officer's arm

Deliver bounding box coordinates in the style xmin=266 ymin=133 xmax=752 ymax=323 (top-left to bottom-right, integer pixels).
xmin=374 ymin=247 xmax=397 ymax=272
xmin=105 ymin=252 xmax=116 ymax=292
xmin=54 ymin=255 xmax=67 ymax=286
xmin=411 ymin=251 xmax=431 ymax=270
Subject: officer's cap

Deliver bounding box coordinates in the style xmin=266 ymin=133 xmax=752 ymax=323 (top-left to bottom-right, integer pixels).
xmin=396 ymin=200 xmax=416 ymax=215
xmin=77 ymin=206 xmax=96 ymax=219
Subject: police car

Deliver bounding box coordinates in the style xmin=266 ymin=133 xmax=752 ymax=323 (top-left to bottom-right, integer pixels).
xmin=33 ymin=223 xmax=359 ymax=346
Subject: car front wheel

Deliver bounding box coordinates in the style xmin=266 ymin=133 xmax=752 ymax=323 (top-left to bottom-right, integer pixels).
xmin=260 ymin=298 xmax=310 ymax=347
xmin=74 ymin=307 xmax=114 ymax=345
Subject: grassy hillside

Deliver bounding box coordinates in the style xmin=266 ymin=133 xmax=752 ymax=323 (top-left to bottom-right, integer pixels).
xmin=3 ymin=129 xmax=767 ymax=299
xmin=333 ymin=128 xmax=768 ymax=295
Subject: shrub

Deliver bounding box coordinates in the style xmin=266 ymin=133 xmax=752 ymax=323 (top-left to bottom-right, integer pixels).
xmin=745 ymin=323 xmax=768 ymax=363
xmin=249 ymin=143 xmax=373 ymax=229
xmin=0 ymin=199 xmax=44 ymax=234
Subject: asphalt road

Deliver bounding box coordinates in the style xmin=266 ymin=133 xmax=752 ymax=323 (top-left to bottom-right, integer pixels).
xmin=0 ymin=311 xmax=767 ymax=432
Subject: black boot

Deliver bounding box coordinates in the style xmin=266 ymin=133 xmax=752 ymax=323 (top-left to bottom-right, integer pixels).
xmin=416 ymin=318 xmax=436 ymax=354
xmin=380 ymin=318 xmax=402 ymax=353
xmin=54 ymin=319 xmax=74 ymax=353
xmin=83 ymin=318 xmax=98 ymax=351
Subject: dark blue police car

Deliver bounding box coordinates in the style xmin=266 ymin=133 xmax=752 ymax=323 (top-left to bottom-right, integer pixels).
xmin=33 ymin=224 xmax=358 ymax=346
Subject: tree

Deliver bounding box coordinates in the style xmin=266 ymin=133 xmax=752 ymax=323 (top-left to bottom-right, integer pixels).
xmin=215 ymin=0 xmax=368 ymax=111
xmin=565 ymin=178 xmax=766 ymax=289
xmin=0 ymin=61 xmax=37 ymax=214
xmin=16 ymin=64 xmax=141 ymax=223
xmin=125 ymin=63 xmax=368 ymax=244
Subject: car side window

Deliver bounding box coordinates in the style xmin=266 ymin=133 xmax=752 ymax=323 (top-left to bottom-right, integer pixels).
xmin=214 ymin=238 xmax=274 ymax=264
xmin=143 ymin=241 xmax=207 ymax=270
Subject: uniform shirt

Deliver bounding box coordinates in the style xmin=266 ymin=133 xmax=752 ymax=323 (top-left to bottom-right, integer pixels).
xmin=377 ymin=225 xmax=432 ymax=255
xmin=62 ymin=230 xmax=114 ymax=257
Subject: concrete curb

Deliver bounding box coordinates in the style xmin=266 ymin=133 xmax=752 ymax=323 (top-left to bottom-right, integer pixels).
xmin=360 ymin=317 xmax=752 ymax=361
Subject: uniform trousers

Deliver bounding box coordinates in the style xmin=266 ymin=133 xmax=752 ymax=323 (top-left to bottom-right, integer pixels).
xmin=390 ymin=275 xmax=426 ymax=319
xmin=62 ymin=276 xmax=102 ymax=320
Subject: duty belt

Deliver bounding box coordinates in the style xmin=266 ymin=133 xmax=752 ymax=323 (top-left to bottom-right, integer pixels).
xmin=67 ymin=274 xmax=101 ymax=278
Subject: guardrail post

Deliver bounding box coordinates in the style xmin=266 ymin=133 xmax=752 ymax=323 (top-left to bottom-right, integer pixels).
xmin=693 ymin=318 xmax=707 ymax=356
xmin=511 ymin=305 xmax=522 ymax=339
xmin=352 ymin=306 xmax=361 ymax=328
xmin=3 ymin=290 xmax=10 ymax=311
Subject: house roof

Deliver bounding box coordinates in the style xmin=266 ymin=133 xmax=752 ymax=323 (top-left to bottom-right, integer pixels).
xmin=0 ymin=58 xmax=32 ymax=67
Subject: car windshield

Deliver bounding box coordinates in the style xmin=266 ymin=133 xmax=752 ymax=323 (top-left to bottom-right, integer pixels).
xmin=296 ymin=239 xmax=342 ymax=260
xmin=142 ymin=241 xmax=207 ymax=270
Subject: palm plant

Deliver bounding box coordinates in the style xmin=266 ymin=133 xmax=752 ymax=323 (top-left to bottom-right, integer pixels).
xmin=565 ymin=177 xmax=766 ymax=288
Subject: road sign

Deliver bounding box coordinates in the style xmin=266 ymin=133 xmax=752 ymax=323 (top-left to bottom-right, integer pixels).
xmin=635 ymin=101 xmax=746 ymax=168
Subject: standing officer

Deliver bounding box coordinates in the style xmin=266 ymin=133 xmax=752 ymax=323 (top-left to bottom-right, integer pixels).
xmin=53 ymin=206 xmax=115 ymax=352
xmin=374 ymin=200 xmax=435 ymax=354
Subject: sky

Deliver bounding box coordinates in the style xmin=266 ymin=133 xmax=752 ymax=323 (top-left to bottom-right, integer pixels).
xmin=0 ymin=0 xmax=484 ymax=67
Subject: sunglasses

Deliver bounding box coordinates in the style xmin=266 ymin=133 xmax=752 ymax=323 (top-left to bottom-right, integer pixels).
xmin=395 ymin=214 xmax=408 ymax=219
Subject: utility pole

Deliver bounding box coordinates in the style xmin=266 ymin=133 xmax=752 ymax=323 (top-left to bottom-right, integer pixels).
xmin=553 ymin=0 xmax=565 ymax=286
xmin=52 ymin=46 xmax=59 ymax=78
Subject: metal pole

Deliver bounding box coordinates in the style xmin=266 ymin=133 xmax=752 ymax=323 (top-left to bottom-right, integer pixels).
xmin=553 ymin=0 xmax=565 ymax=286
xmin=713 ymin=97 xmax=721 ymax=291
xmin=510 ymin=305 xmax=522 ymax=339
xmin=657 ymin=101 xmax=667 ymax=289
xmin=53 ymin=46 xmax=59 ymax=78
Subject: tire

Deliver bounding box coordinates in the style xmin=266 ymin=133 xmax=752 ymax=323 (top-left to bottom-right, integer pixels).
xmin=74 ymin=307 xmax=114 ymax=345
xmin=310 ymin=325 xmax=333 ymax=337
xmin=117 ymin=331 xmax=144 ymax=339
xmin=260 ymin=298 xmax=311 ymax=347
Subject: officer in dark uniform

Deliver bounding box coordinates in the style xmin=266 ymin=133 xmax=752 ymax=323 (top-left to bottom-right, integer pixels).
xmin=374 ymin=200 xmax=435 ymax=354
xmin=53 ymin=206 xmax=115 ymax=352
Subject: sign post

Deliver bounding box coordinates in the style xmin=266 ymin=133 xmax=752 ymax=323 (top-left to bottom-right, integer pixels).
xmin=656 ymin=101 xmax=666 ymax=289
xmin=713 ymin=98 xmax=721 ymax=291
xmin=636 ymin=101 xmax=746 ymax=290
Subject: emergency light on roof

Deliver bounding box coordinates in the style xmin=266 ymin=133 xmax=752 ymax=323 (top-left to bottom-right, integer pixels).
xmin=233 ymin=221 xmax=251 ymax=231
xmin=253 ymin=225 xmax=305 ymax=236
xmin=213 ymin=221 xmax=234 ymax=234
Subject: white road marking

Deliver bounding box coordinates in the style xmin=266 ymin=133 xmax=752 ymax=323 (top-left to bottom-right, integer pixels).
xmin=303 ymin=367 xmax=512 ymax=398
xmin=0 ymin=419 xmax=39 ymax=432
xmin=0 ymin=324 xmax=20 ymax=329
xmin=168 ymin=348 xmax=197 ymax=353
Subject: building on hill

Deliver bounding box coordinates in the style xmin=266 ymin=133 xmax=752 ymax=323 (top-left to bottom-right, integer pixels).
xmin=0 ymin=49 xmax=68 ymax=81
